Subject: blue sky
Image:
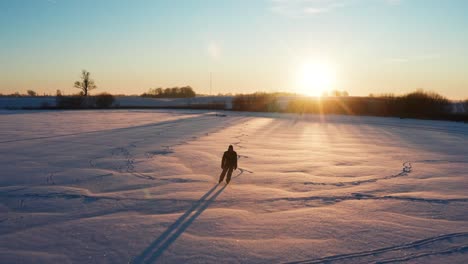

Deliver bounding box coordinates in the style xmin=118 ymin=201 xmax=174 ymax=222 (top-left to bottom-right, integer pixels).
xmin=1 ymin=0 xmax=467 ymax=98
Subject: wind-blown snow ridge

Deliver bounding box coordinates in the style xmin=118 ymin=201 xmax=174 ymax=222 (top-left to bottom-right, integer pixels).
xmin=267 ymin=193 xmax=468 ymax=205
xmin=285 ymin=232 xmax=468 ymax=264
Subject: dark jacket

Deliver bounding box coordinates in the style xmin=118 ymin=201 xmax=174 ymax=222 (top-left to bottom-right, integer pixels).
xmin=222 ymin=150 xmax=237 ymax=169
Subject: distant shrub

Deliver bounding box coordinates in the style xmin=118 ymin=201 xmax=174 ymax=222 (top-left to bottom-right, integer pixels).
xmin=287 ymin=97 xmax=367 ymax=115
xmin=27 ymin=90 xmax=37 ymax=96
xmin=55 ymin=93 xmax=115 ymax=109
xmin=327 ymin=90 xmax=349 ymax=97
xmin=399 ymin=90 xmax=450 ymax=117
xmin=95 ymin=93 xmax=115 ymax=108
xmin=287 ymin=98 xmax=320 ymax=114
xmin=56 ymin=96 xmax=84 ymax=109
xmin=232 ymin=93 xmax=280 ymax=112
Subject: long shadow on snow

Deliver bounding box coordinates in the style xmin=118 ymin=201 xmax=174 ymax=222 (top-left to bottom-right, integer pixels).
xmin=133 ymin=183 xmax=227 ymax=264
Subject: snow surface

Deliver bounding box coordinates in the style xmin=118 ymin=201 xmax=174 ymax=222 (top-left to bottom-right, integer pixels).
xmin=0 ymin=110 xmax=467 ymax=263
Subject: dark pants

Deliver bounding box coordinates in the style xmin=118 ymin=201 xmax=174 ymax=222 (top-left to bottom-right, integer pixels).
xmin=219 ymin=166 xmax=234 ymax=183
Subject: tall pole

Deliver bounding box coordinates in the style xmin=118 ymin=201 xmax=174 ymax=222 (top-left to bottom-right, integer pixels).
xmin=210 ymin=72 xmax=212 ymax=96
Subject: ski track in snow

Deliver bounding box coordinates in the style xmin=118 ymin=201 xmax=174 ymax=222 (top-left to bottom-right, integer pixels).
xmin=0 ymin=110 xmax=467 ymax=263
xmin=303 ymin=162 xmax=413 ymax=187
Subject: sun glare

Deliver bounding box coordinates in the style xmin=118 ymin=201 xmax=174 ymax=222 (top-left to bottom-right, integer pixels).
xmin=296 ymin=62 xmax=336 ymax=96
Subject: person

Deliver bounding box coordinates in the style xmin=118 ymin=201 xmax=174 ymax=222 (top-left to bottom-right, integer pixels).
xmin=219 ymin=145 xmax=237 ymax=184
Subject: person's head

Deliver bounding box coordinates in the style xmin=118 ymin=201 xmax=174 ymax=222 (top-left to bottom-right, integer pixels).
xmin=228 ymin=145 xmax=234 ymax=151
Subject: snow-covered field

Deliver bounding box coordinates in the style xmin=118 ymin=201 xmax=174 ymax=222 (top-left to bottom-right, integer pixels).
xmin=0 ymin=110 xmax=467 ymax=264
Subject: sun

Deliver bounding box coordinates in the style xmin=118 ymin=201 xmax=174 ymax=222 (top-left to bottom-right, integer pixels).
xmin=295 ymin=62 xmax=336 ymax=96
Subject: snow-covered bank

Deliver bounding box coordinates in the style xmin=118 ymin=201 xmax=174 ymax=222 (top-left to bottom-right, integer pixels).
xmin=0 ymin=97 xmax=57 ymax=109
xmin=116 ymin=96 xmax=232 ymax=109
xmin=0 ymin=110 xmax=467 ymax=263
xmin=1 ymin=96 xmax=466 ymax=115
xmin=0 ymin=96 xmax=233 ymax=110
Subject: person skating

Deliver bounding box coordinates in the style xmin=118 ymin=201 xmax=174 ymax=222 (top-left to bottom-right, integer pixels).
xmin=219 ymin=145 xmax=237 ymax=184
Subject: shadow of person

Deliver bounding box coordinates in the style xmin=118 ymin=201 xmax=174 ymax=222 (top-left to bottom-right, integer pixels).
xmin=133 ymin=184 xmax=227 ymax=263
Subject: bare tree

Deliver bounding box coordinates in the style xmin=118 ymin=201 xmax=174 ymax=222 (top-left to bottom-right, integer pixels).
xmin=74 ymin=70 xmax=97 ymax=96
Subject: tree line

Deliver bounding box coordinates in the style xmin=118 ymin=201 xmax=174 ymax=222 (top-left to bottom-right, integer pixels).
xmin=141 ymin=86 xmax=196 ymax=98
xmin=232 ymin=90 xmax=468 ymax=122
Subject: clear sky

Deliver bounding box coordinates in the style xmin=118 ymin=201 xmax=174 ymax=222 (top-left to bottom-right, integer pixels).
xmin=1 ymin=0 xmax=467 ymax=99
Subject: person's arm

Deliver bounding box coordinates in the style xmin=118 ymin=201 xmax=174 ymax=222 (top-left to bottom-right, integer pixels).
xmin=221 ymin=153 xmax=226 ymax=169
